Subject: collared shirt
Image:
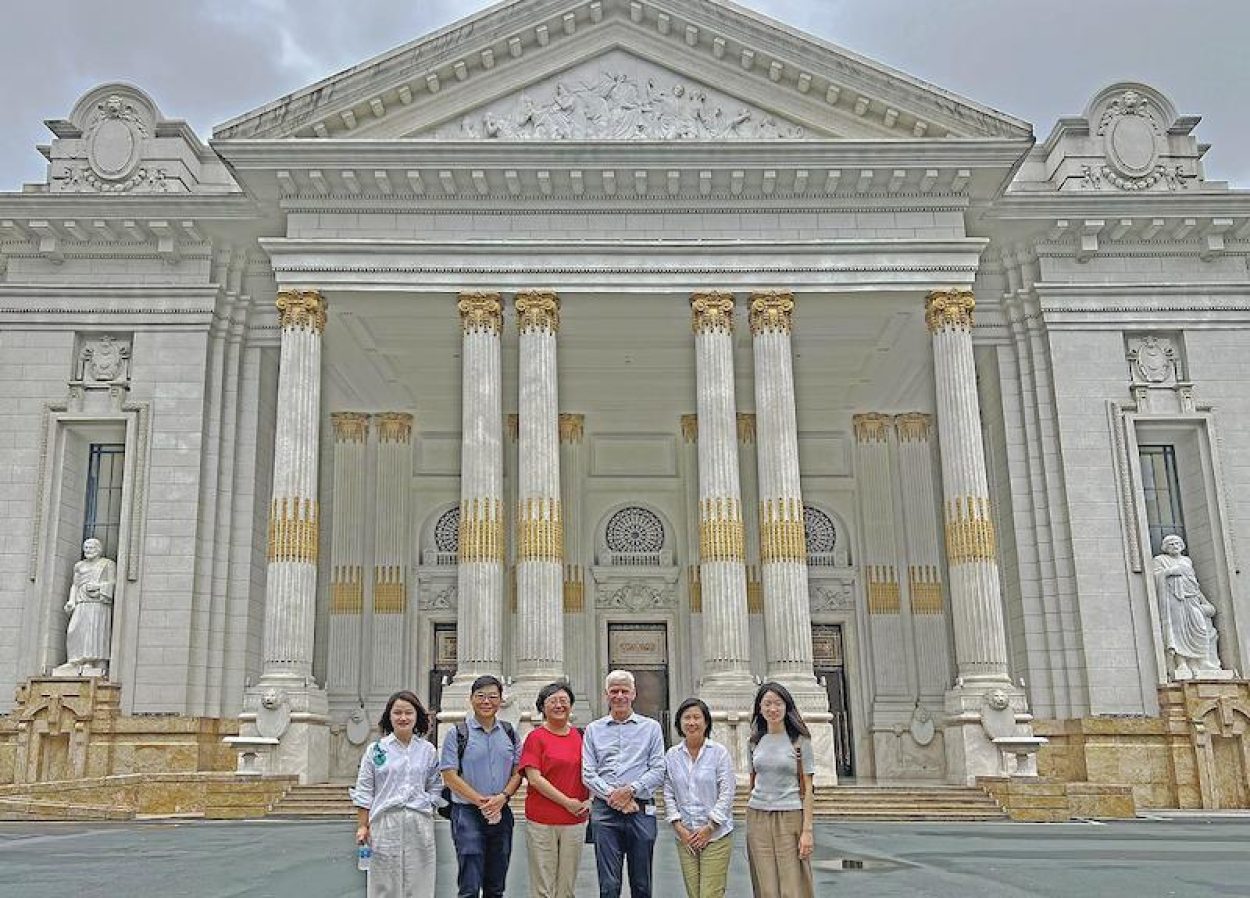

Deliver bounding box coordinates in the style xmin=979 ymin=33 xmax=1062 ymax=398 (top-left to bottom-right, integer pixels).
xmin=350 ymin=733 xmax=445 ymax=823
xmin=662 ymin=738 xmax=735 ymax=841
xmin=581 ymin=711 xmax=666 ymax=801
xmin=439 ymin=715 xmax=521 ymax=803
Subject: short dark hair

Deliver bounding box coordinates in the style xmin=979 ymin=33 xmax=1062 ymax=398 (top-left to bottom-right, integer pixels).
xmin=378 ymin=690 xmax=431 ymax=736
xmin=673 ymin=697 xmax=713 ymax=738
xmin=535 ymin=682 xmax=575 ymax=716
xmin=470 ymin=675 xmax=504 ymax=696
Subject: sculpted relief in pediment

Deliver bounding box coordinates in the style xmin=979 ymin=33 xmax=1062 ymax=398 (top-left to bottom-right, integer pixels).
xmin=426 ymin=51 xmax=807 ymax=141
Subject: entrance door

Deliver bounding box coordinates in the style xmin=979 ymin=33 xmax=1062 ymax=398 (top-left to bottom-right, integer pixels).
xmin=812 ymin=624 xmax=854 ymax=778
xmin=428 ymin=623 xmax=457 ymax=742
xmin=608 ymin=623 xmax=671 ymax=745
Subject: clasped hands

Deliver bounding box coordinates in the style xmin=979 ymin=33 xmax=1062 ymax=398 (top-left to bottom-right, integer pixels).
xmin=606 ymin=784 xmax=639 ymax=813
xmin=476 ymin=792 xmax=508 ymax=823
xmin=674 ymin=821 xmax=715 ymax=855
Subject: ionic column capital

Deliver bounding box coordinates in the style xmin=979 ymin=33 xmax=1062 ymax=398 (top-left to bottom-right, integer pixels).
xmin=459 ymin=291 xmax=503 ymax=334
xmin=925 ymin=288 xmax=975 ymax=334
xmin=374 ymin=412 xmax=414 ymax=443
xmin=330 ymin=411 xmax=369 ymax=443
xmin=748 ymin=290 xmax=795 ymax=336
xmin=691 ymin=291 xmax=735 ymax=334
xmin=276 ymin=289 xmax=327 ymax=333
xmin=516 ymin=289 xmax=560 ymax=334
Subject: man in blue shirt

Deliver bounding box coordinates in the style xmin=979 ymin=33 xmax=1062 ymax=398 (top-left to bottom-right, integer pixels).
xmin=440 ymin=675 xmax=522 ymax=898
xmin=582 ymin=669 xmax=667 ymax=898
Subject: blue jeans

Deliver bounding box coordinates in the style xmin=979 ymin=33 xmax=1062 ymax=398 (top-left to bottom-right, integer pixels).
xmin=450 ymin=803 xmax=514 ymax=898
xmin=591 ymin=798 xmax=657 ymax=898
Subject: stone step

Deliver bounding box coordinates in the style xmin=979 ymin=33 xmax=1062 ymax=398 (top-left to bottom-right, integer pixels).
xmin=0 ymin=797 xmax=134 ymax=821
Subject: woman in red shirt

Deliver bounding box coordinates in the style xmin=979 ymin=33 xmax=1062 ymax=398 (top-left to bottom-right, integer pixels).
xmin=519 ymin=682 xmax=592 ymax=898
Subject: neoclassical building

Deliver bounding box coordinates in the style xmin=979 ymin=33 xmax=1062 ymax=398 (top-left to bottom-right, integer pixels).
xmin=2 ymin=0 xmax=1249 ymax=803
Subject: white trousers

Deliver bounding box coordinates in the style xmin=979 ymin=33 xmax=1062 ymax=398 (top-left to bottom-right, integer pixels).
xmin=368 ymin=807 xmax=436 ymax=898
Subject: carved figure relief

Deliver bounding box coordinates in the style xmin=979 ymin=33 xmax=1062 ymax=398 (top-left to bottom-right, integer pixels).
xmin=1128 ymin=335 xmax=1177 ymax=385
xmin=810 ymin=578 xmax=855 ymax=613
xmin=419 ymin=582 xmax=457 ymax=611
xmin=76 ymin=336 xmax=132 ymax=383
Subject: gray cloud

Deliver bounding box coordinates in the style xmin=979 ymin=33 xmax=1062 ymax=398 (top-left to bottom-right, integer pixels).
xmin=3 ymin=0 xmax=1247 ymax=187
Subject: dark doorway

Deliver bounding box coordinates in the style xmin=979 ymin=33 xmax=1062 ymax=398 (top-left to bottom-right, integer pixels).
xmin=428 ymin=623 xmax=457 ymax=742
xmin=607 ymin=622 xmax=671 ymax=745
xmin=813 ymin=624 xmax=854 ymax=778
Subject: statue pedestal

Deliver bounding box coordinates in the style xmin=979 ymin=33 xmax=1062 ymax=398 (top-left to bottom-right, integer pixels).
xmin=8 ymin=677 xmax=120 ymax=783
xmin=238 ymin=680 xmax=329 ymax=785
xmin=943 ymin=681 xmax=1033 ymax=786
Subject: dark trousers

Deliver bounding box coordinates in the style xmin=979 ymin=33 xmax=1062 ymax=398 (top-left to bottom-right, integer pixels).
xmin=450 ymin=803 xmax=514 ymax=898
xmin=591 ymin=798 xmax=657 ymax=898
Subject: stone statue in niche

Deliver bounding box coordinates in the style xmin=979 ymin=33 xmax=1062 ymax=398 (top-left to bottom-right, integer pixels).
xmin=54 ymin=538 xmax=116 ymax=678
xmin=1152 ymin=535 xmax=1228 ymax=680
xmin=76 ymin=336 xmax=131 ymax=383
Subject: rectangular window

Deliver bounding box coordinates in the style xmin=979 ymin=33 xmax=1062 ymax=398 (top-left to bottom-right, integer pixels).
xmin=1139 ymin=444 xmax=1186 ymax=555
xmin=83 ymin=443 xmax=125 ymax=559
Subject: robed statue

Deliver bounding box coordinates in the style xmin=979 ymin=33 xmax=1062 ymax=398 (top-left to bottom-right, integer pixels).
xmin=55 ymin=538 xmax=116 ymax=677
xmin=1152 ymin=535 xmax=1226 ymax=680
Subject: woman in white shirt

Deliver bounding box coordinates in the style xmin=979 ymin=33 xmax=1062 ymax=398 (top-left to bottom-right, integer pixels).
xmin=352 ymin=690 xmax=445 ymax=898
xmin=662 ymin=697 xmax=736 ymax=898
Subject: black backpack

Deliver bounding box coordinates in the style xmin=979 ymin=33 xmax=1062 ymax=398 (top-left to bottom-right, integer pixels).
xmin=437 ymin=719 xmax=518 ymax=819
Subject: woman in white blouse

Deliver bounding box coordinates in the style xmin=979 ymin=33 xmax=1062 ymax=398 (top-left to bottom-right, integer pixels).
xmin=662 ymin=697 xmax=737 ymax=898
xmin=352 ymin=690 xmax=445 ymax=898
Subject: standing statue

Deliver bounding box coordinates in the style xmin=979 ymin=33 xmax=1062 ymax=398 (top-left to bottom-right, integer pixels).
xmin=57 ymin=538 xmax=116 ymax=677
xmin=1152 ymin=535 xmax=1225 ymax=680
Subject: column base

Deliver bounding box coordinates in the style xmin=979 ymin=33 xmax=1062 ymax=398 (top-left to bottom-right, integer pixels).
xmin=238 ymin=678 xmax=329 ymax=785
xmin=943 ymin=680 xmax=1032 ymax=785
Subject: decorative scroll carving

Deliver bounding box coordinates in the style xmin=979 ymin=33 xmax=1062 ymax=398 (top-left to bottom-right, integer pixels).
xmin=276 ymin=290 xmax=327 ymax=334
xmin=748 ymin=291 xmax=795 ymax=336
xmin=691 ymin=291 xmax=735 ymax=334
xmin=516 ymin=290 xmax=560 ymax=334
xmin=267 ymin=497 xmax=319 ymax=564
xmin=699 ymin=498 xmax=745 ymax=563
xmin=925 ymin=289 xmax=975 ymax=334
xmin=944 ymin=496 xmax=997 ymax=565
xmin=597 ymin=579 xmax=676 ymax=611
xmin=458 ymin=292 xmax=503 ymax=335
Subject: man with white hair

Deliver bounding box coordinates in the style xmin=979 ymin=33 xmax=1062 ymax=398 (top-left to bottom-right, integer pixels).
xmin=581 ymin=669 xmax=666 ymax=898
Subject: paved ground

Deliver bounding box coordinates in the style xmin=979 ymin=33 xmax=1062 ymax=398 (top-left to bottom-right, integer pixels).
xmin=1 ymin=815 xmax=1249 ymax=897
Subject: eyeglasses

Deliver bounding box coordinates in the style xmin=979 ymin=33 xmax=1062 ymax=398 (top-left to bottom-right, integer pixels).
xmin=472 ymin=692 xmax=502 ymax=703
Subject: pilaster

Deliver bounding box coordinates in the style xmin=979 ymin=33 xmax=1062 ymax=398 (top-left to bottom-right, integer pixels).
xmin=370 ymin=413 xmax=413 ymax=699
xmin=326 ymin=412 xmax=368 ymax=706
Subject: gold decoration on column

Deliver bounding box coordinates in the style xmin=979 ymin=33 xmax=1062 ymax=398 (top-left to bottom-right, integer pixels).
xmin=690 ymin=290 xmax=735 ymax=334
xmin=736 ymin=413 xmax=756 ymax=443
xmin=558 ymin=413 xmax=584 ymax=443
xmin=759 ymin=498 xmax=806 ymax=563
xmin=516 ymin=289 xmax=560 ymax=334
xmin=908 ymin=564 xmax=944 ymax=614
xmin=508 ymin=565 xmax=518 ymax=614
xmin=267 ymin=498 xmax=320 ymax=563
xmin=276 ymin=289 xmax=327 ymax=333
xmin=373 ymin=565 xmax=407 ymax=614
xmin=506 ymin=414 xmax=519 ymax=441
xmin=746 ymin=566 xmax=764 ymax=614
xmin=866 ymin=565 xmax=901 ymax=614
xmin=680 ymin=414 xmax=699 ymax=443
xmin=330 ymin=565 xmax=364 ymax=614
xmin=699 ymin=498 xmax=746 ymax=562
xmin=853 ymin=413 xmax=892 ymax=443
xmin=459 ymin=291 xmax=503 ymax=334
xmin=374 ymin=412 xmax=414 ymax=443
xmin=924 ymin=288 xmax=975 ymax=334
xmin=944 ymin=496 xmax=997 ymax=564
xmin=894 ymin=412 xmax=933 ymax=442
xmin=687 ymin=566 xmax=703 ymax=613
xmin=458 ymin=498 xmax=505 ymax=563
xmin=563 ymin=565 xmax=585 ymax=613
xmin=748 ymin=290 xmax=795 ymax=336
xmin=516 ymin=498 xmax=565 ymax=562
xmin=330 ymin=412 xmax=369 ymax=443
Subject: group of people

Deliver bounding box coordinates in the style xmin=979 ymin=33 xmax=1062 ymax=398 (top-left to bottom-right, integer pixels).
xmin=352 ymin=670 xmax=817 ymax=898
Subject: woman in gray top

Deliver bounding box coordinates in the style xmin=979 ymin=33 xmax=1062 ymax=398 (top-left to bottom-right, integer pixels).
xmin=745 ymin=682 xmax=815 ymax=898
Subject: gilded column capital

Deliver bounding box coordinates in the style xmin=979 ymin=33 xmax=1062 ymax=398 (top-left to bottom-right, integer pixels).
xmin=924 ymin=289 xmax=975 ymax=334
xmin=680 ymin=414 xmax=698 ymax=443
xmin=459 ymin=291 xmax=503 ymax=335
xmin=516 ymin=289 xmax=560 ymax=334
xmin=559 ymin=413 xmax=584 ymax=444
xmin=737 ymin=413 xmax=756 ymax=444
xmin=748 ymin=290 xmax=795 ymax=336
xmin=330 ymin=411 xmax=369 ymax=443
xmin=276 ymin=289 xmax=327 ymax=334
xmin=374 ymin=412 xmax=414 ymax=443
xmin=853 ymin=413 xmax=893 ymax=443
xmin=895 ymin=412 xmax=933 ymax=443
xmin=690 ymin=291 xmax=735 ymax=334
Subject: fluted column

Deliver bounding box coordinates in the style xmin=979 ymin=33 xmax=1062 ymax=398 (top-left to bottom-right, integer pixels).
xmin=448 ymin=292 xmax=506 ymax=701
xmin=371 ymin=413 xmax=414 ymax=696
xmin=691 ymin=292 xmax=755 ymax=708
xmin=559 ymin=414 xmax=587 ymax=699
xmin=514 ymin=291 xmax=565 ymax=697
xmin=261 ymin=290 xmax=326 ymax=682
xmin=327 ymin=412 xmax=368 ymax=699
xmin=925 ymin=290 xmax=1011 ymax=685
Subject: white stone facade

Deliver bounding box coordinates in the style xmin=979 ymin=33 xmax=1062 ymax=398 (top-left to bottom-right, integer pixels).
xmin=1 ymin=1 xmax=1248 ymax=785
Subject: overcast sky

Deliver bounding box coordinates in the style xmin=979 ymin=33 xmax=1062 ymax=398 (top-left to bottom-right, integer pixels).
xmin=2 ymin=0 xmax=1247 ymax=189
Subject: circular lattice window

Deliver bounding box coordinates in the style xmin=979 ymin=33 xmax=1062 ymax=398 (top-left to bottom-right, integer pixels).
xmin=605 ymin=507 xmax=665 ymax=554
xmin=434 ymin=506 xmax=461 ymax=554
xmin=803 ymin=505 xmax=837 ymax=554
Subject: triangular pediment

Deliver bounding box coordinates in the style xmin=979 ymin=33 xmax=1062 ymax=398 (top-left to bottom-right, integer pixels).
xmin=214 ymin=0 xmax=1030 ymax=143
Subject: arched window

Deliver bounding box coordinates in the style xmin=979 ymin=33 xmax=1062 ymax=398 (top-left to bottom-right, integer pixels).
xmin=428 ymin=505 xmax=460 ymax=565
xmin=804 ymin=504 xmax=847 ymax=567
xmin=603 ymin=506 xmax=668 ymax=566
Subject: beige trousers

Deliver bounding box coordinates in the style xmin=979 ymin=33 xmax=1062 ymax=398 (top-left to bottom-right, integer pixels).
xmin=525 ymin=819 xmax=587 ymax=898
xmin=368 ymin=807 xmax=436 ymax=898
xmin=745 ymin=808 xmax=814 ymax=898
xmin=674 ymin=832 xmax=733 ymax=898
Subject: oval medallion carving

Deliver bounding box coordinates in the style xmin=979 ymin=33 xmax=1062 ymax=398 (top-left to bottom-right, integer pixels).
xmin=1108 ymin=115 xmax=1156 ymax=177
xmin=90 ymin=118 xmax=137 ymax=177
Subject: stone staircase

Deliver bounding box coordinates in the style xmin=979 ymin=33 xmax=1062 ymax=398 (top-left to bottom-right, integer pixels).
xmin=265 ymin=782 xmax=1006 ymax=821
